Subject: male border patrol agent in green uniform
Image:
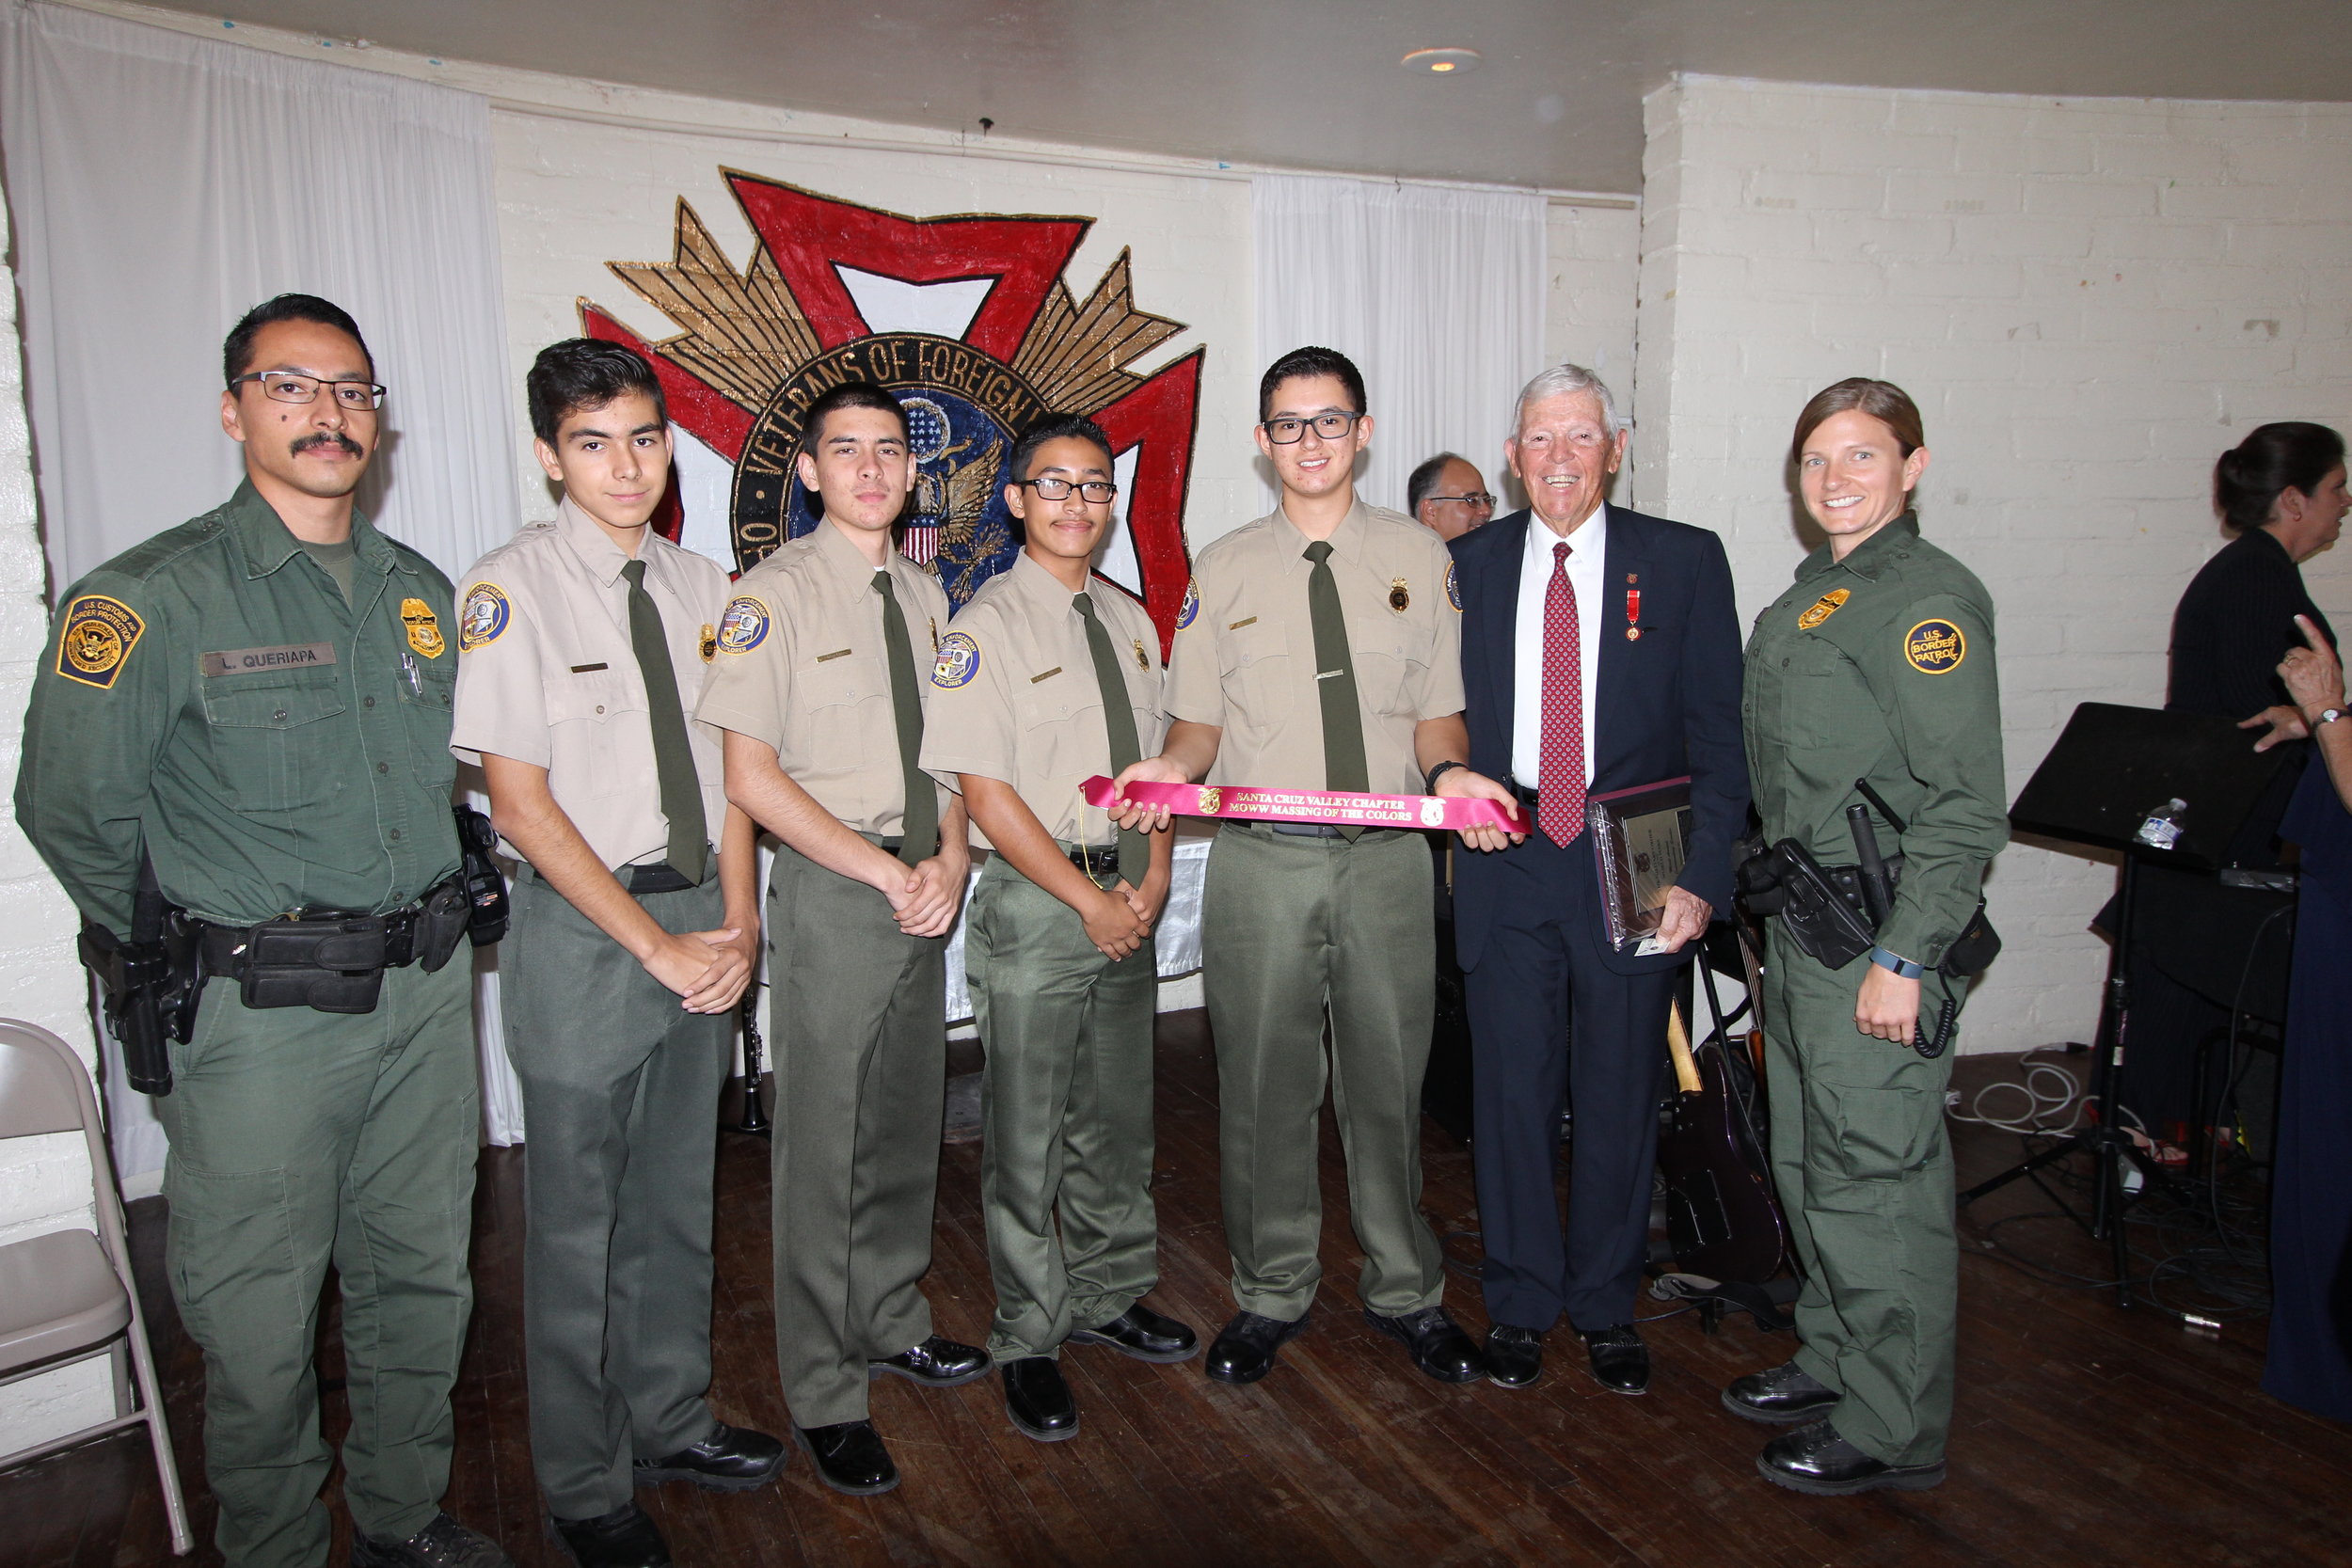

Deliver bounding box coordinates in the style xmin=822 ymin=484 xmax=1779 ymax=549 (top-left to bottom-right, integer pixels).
xmin=919 ymin=413 xmax=1198 ymax=1444
xmin=452 ymin=340 xmax=782 ymax=1568
xmin=1112 ymin=347 xmax=1516 ymax=1386
xmin=15 ymin=296 xmax=507 ymax=1568
xmin=696 ymin=380 xmax=988 ymax=1497
xmin=1728 ymin=378 xmax=2006 ymax=1497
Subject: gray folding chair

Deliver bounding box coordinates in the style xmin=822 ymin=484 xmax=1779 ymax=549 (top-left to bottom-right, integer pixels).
xmin=0 ymin=1019 xmax=192 ymax=1554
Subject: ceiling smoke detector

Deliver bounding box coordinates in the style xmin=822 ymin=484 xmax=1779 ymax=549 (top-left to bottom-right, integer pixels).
xmin=1402 ymin=47 xmax=1482 ymax=76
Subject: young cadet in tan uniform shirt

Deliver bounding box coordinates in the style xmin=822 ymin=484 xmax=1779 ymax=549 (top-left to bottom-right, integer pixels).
xmin=693 ymin=380 xmax=986 ymax=1498
xmin=1113 ymin=347 xmax=1517 ymax=1388
xmin=918 ymin=414 xmax=1200 ymax=1445
xmin=451 ymin=341 xmax=779 ymax=1568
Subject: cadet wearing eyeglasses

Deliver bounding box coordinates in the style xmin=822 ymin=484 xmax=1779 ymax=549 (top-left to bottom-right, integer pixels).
xmin=918 ymin=413 xmax=1198 ymax=1446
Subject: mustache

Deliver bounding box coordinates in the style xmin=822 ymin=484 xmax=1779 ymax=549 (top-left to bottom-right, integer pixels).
xmin=291 ymin=432 xmax=364 ymax=456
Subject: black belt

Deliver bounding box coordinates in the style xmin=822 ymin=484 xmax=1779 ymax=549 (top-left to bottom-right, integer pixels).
xmin=196 ymin=896 xmax=435 ymax=973
xmin=191 ymin=872 xmax=470 ymax=1012
xmin=1510 ymin=782 xmax=1542 ymax=810
xmin=626 ymin=858 xmax=711 ymax=895
xmin=1243 ymin=820 xmax=1406 ymax=841
xmin=1065 ymin=843 xmax=1120 ymax=878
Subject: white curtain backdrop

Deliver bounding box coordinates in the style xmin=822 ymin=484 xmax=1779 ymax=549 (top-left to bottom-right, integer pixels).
xmin=1252 ymin=174 xmax=1547 ymax=518
xmin=0 ymin=1 xmax=524 ymax=1170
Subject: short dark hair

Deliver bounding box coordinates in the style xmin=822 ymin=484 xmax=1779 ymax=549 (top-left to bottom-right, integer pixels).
xmin=1790 ymin=377 xmax=1925 ymax=463
xmin=1258 ymin=345 xmax=1366 ymax=423
xmin=2214 ymin=422 xmax=2347 ymax=532
xmin=1406 ymin=452 xmax=1463 ymax=517
xmin=1008 ymin=412 xmax=1115 ymax=486
xmin=223 ymin=293 xmax=373 ymax=387
xmin=526 ymin=338 xmax=667 ymax=444
xmin=799 ymin=380 xmax=908 ymax=459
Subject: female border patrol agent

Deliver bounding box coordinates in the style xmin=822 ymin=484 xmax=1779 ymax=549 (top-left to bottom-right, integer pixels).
xmin=1728 ymin=378 xmax=2006 ymax=1496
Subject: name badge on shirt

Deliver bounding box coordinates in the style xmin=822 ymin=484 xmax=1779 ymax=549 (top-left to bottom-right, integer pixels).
xmin=202 ymin=642 xmax=339 ymax=677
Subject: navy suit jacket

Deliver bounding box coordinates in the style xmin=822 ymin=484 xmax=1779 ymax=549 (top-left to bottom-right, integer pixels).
xmin=1449 ymin=503 xmax=1750 ymax=975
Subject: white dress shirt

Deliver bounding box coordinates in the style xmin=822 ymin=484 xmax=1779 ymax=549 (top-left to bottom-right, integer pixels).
xmin=1510 ymin=504 xmax=1607 ymax=790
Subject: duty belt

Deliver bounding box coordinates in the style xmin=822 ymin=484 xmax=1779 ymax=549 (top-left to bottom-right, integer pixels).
xmin=1064 ymin=842 xmax=1121 ymax=878
xmin=192 ymin=872 xmax=470 ymax=1014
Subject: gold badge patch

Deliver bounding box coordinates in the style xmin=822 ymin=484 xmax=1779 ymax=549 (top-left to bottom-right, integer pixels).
xmin=56 ymin=594 xmax=144 ymax=689
xmin=699 ymin=624 xmax=718 ymax=663
xmin=401 ymin=598 xmax=446 ymax=658
xmin=1389 ymin=578 xmax=1410 ymax=613
xmin=1797 ymin=589 xmax=1851 ymax=630
xmin=1133 ymin=638 xmax=1150 ymax=672
xmin=1904 ymin=618 xmax=1966 ymax=674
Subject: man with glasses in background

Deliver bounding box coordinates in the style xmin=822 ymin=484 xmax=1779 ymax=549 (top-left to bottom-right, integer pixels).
xmin=17 ymin=294 xmax=505 ymax=1568
xmin=1407 ymin=452 xmax=1497 ymax=543
xmin=1109 ymin=347 xmax=1517 ymax=1388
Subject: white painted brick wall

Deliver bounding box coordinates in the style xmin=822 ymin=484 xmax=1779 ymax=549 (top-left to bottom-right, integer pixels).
xmin=1635 ymin=74 xmax=2352 ymax=1053
xmin=0 ymin=182 xmax=117 ymax=1455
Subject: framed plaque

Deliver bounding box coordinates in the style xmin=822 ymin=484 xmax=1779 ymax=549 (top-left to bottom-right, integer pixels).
xmin=1587 ymin=776 xmax=1693 ymax=954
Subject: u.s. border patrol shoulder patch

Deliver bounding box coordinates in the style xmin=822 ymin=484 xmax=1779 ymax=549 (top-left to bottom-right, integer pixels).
xmin=932 ymin=630 xmax=981 ymax=689
xmin=1177 ymin=578 xmax=1200 ymax=630
xmin=1904 ymin=617 xmax=1966 ymax=674
xmin=460 ymin=583 xmax=509 ymax=651
xmin=716 ymin=595 xmax=769 ymax=655
xmin=1446 ymin=560 xmax=1462 ymax=612
xmin=56 ymin=594 xmax=144 ymax=689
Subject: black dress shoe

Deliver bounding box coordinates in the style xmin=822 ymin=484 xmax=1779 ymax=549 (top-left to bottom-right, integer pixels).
xmin=792 ymin=1420 xmax=899 ymax=1496
xmin=1723 ymin=1361 xmax=1840 ymax=1426
xmin=633 ymin=1422 xmax=787 ymax=1490
xmin=1203 ymin=1309 xmax=1309 ymax=1384
xmin=1365 ymin=1307 xmax=1486 ymax=1384
xmin=1068 ymin=1302 xmax=1200 ymax=1363
xmin=1756 ymin=1420 xmax=1947 ymax=1495
xmin=1002 ymin=1355 xmax=1081 ymax=1442
xmin=1485 ymin=1324 xmax=1544 ymax=1389
xmin=868 ymin=1334 xmax=992 ymax=1388
xmin=549 ymin=1504 xmax=669 ymax=1568
xmin=1581 ymin=1323 xmax=1650 ymax=1395
xmin=353 ymin=1512 xmax=512 ymax=1568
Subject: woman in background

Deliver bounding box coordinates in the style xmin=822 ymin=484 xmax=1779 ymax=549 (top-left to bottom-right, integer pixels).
xmin=2267 ymin=590 xmax=2352 ymax=1423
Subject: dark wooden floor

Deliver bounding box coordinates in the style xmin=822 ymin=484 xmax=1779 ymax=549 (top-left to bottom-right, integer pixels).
xmin=10 ymin=1014 xmax=2352 ymax=1568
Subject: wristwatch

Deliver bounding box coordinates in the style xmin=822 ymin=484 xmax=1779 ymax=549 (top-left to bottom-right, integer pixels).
xmin=1424 ymin=759 xmax=1467 ymax=793
xmin=1869 ymin=945 xmax=1926 ymax=980
xmin=2315 ymin=706 xmax=2345 ymax=727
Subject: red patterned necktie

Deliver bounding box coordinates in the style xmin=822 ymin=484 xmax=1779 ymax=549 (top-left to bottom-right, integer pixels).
xmin=1537 ymin=539 xmax=1585 ymax=848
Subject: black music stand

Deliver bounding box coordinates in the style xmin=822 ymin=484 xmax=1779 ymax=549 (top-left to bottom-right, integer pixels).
xmin=1972 ymin=703 xmax=2283 ymax=1307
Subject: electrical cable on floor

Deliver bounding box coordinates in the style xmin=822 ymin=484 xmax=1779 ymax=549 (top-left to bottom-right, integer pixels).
xmin=1945 ymin=1045 xmax=2090 ymax=1135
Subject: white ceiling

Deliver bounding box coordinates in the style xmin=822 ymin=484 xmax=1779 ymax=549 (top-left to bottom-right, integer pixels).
xmin=142 ymin=0 xmax=2352 ymax=193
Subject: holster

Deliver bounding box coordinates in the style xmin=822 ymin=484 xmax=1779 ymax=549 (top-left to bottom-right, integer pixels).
xmin=1737 ymin=838 xmax=2001 ymax=979
xmin=76 ymin=855 xmax=203 ymax=1096
xmin=453 ymin=805 xmax=510 ymax=948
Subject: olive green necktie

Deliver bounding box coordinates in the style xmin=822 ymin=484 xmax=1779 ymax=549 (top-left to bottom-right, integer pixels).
xmin=1303 ymin=541 xmax=1368 ymax=841
xmin=620 ymin=558 xmax=707 ymax=883
xmin=874 ymin=569 xmax=937 ymax=867
xmin=1074 ymin=591 xmax=1149 ymax=883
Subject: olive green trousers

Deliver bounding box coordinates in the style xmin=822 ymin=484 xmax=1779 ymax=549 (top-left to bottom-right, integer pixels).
xmin=765 ymin=843 xmax=947 ymax=1428
xmin=502 ymin=868 xmax=730 ymax=1520
xmin=1762 ymin=927 xmax=1963 ymax=1466
xmin=156 ymin=955 xmax=477 ymax=1568
xmin=1200 ymin=823 xmax=1444 ymax=1321
xmin=966 ymin=855 xmax=1160 ymax=1361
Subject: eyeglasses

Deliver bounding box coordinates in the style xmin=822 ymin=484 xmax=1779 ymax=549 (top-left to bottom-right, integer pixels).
xmin=1262 ymin=412 xmax=1362 ymax=444
xmin=1019 ymin=478 xmax=1118 ymax=503
xmin=1428 ymin=492 xmax=1497 ymax=509
xmin=230 ymin=372 xmax=387 ymax=410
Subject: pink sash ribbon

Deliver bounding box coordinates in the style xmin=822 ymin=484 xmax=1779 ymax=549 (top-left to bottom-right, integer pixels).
xmin=1081 ymin=775 xmax=1527 ymax=833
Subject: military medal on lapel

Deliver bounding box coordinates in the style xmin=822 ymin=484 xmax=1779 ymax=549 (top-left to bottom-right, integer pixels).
xmin=1389 ymin=578 xmax=1410 ymax=612
xmin=1132 ymin=638 xmax=1150 ymax=672
xmin=1624 ymin=576 xmax=1642 ymax=641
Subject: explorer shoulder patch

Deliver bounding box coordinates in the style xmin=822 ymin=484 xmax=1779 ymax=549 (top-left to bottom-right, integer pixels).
xmin=932 ymin=630 xmax=981 ymax=689
xmin=460 ymin=583 xmax=509 ymax=651
xmin=716 ymin=595 xmax=770 ymax=655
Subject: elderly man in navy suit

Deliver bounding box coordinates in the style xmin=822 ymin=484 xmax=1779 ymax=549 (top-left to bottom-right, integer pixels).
xmin=1446 ymin=364 xmax=1749 ymax=1395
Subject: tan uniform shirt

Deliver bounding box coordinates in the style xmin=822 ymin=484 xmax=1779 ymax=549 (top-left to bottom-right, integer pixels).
xmin=450 ymin=498 xmax=732 ymax=871
xmin=918 ymin=551 xmax=1167 ymax=850
xmin=693 ymin=518 xmax=951 ymax=838
xmin=1164 ymin=500 xmax=1465 ymax=794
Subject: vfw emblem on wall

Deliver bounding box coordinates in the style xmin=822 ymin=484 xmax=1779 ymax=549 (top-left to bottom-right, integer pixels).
xmin=582 ymin=171 xmax=1203 ymax=644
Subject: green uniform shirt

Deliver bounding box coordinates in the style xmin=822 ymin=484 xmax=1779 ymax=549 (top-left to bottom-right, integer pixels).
xmin=15 ymin=480 xmax=462 ymax=934
xmin=1741 ymin=513 xmax=2006 ymax=968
